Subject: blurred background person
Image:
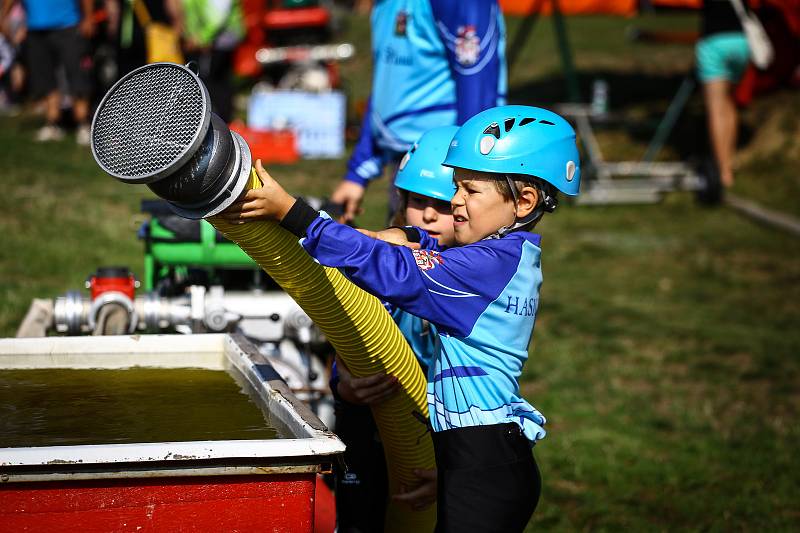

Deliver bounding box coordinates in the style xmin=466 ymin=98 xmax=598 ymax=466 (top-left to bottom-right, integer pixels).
xmin=695 ymin=0 xmax=756 ymax=188
xmin=0 ymin=21 xmax=13 ymax=104
xmin=0 ymin=0 xmax=26 ymax=113
xmin=106 ymin=0 xmax=176 ymax=76
xmin=1 ymin=0 xmax=95 ymax=143
xmin=330 ymin=0 xmax=507 ymax=222
xmin=167 ymin=0 xmax=243 ymax=122
xmin=113 ymin=0 xmax=146 ymax=73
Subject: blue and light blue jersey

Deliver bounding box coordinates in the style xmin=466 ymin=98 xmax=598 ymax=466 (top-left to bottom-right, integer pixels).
xmin=390 ymin=308 xmax=439 ymax=372
xmin=330 ymin=228 xmax=443 ymax=389
xmin=345 ymin=0 xmax=507 ymax=186
xmin=285 ymin=207 xmax=546 ymax=443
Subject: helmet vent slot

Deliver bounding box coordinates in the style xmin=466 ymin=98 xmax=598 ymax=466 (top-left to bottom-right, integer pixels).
xmin=519 ymin=117 xmax=536 ymax=126
xmin=539 ymin=120 xmax=555 ymax=126
xmin=504 ymin=118 xmax=515 ymax=132
xmin=482 ymin=123 xmax=501 ymax=138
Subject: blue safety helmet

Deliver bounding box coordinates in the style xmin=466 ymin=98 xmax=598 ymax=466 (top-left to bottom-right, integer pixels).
xmin=395 ymin=125 xmax=458 ymax=202
xmin=443 ymin=105 xmax=581 ymax=196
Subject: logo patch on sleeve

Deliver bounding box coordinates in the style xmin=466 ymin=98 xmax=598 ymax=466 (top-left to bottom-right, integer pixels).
xmin=455 ymin=25 xmax=480 ymax=66
xmin=395 ymin=11 xmax=408 ymax=36
xmin=413 ymin=250 xmax=444 ymax=271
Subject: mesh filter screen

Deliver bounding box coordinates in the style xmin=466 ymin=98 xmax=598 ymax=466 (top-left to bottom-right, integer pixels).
xmin=92 ymin=64 xmax=208 ymax=181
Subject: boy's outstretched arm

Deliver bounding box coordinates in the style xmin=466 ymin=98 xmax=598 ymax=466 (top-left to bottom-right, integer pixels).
xmin=357 ymin=228 xmax=421 ymax=250
xmin=280 ymin=201 xmax=534 ymax=338
xmin=218 ymin=160 xmax=296 ymax=223
xmin=221 ymin=163 xmax=427 ymax=256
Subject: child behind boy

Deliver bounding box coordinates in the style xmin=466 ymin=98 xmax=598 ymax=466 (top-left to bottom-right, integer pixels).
xmin=221 ymin=105 xmax=580 ymax=532
xmin=332 ymin=125 xmax=458 ymax=530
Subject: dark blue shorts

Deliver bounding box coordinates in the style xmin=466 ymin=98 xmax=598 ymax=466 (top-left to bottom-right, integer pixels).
xmin=26 ymin=26 xmax=91 ymax=99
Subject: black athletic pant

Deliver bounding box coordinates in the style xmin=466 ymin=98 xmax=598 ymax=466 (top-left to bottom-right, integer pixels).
xmin=432 ymin=423 xmax=541 ymax=533
xmin=333 ymin=402 xmax=388 ymax=533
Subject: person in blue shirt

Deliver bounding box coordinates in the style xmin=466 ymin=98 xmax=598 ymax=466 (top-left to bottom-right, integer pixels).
xmin=330 ymin=0 xmax=507 ymax=223
xmin=329 ymin=125 xmax=458 ymax=531
xmin=0 ymin=0 xmax=95 ymax=143
xmin=221 ymin=105 xmax=581 ymax=532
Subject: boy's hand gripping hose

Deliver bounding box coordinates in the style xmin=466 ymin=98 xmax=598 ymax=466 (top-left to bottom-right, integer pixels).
xmin=210 ymin=170 xmax=436 ymax=532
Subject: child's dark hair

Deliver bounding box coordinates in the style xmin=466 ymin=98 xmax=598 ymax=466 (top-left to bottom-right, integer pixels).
xmin=493 ymin=173 xmax=559 ymax=227
xmin=390 ymin=188 xmax=409 ymax=227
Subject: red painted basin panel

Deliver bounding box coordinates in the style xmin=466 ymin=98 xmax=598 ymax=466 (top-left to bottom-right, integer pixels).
xmin=0 ymin=474 xmax=316 ymax=532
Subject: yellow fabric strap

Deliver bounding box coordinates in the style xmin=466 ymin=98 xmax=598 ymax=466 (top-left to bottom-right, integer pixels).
xmin=132 ymin=0 xmax=152 ymax=27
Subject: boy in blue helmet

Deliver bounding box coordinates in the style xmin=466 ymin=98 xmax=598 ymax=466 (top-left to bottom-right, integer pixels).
xmin=221 ymin=105 xmax=580 ymax=531
xmin=329 ymin=125 xmax=458 ymax=529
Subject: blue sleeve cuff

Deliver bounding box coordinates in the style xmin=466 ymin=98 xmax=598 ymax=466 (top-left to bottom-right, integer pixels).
xmin=389 ymin=225 xmax=422 ymax=243
xmin=279 ymin=197 xmax=320 ymax=238
xmin=343 ymin=172 xmax=370 ymax=187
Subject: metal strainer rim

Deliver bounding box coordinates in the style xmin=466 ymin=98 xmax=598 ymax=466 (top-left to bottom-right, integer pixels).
xmin=90 ymin=62 xmax=211 ymax=184
xmin=166 ymin=130 xmax=252 ymax=219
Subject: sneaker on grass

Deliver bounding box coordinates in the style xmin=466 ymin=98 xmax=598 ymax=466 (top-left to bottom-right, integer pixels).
xmin=35 ymin=125 xmax=65 ymax=142
xmin=76 ymin=124 xmax=91 ymax=146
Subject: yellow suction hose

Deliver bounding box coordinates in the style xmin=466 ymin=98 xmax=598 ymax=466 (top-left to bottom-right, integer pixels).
xmin=209 ymin=169 xmax=436 ymax=531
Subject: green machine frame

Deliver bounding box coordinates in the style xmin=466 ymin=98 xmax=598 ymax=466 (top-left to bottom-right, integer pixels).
xmin=141 ymin=201 xmax=260 ymax=292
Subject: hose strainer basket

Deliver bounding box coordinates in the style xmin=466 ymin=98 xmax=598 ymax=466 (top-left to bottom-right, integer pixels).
xmin=91 ymin=63 xmax=251 ymax=219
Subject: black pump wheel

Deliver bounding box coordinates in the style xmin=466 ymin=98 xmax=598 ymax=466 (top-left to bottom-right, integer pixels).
xmin=93 ymin=303 xmax=131 ymax=336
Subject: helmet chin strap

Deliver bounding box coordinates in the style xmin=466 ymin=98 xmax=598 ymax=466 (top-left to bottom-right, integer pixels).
xmin=483 ymin=176 xmax=556 ymax=240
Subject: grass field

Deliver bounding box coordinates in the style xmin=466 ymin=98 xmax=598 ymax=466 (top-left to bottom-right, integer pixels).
xmin=1 ymin=11 xmax=799 ymax=531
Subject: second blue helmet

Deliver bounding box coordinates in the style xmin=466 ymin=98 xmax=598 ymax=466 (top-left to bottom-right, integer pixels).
xmin=395 ymin=125 xmax=459 ymax=202
xmin=443 ymin=105 xmax=581 ymax=196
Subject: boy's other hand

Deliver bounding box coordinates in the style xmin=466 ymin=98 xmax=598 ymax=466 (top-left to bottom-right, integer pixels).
xmin=392 ymin=469 xmax=437 ymax=511
xmin=357 ymin=228 xmax=421 ymax=249
xmin=330 ymin=180 xmax=365 ymax=223
xmin=336 ymin=355 xmax=400 ymax=406
xmin=219 ymin=160 xmax=295 ymax=223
